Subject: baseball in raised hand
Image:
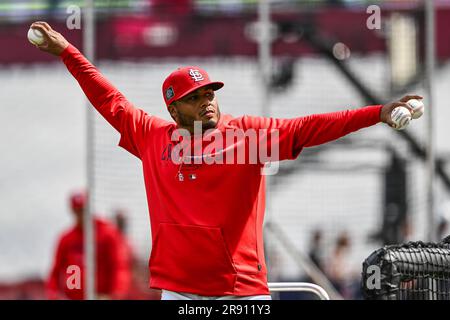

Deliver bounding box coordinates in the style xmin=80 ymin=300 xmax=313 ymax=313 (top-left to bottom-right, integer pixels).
xmin=28 ymin=21 xmax=69 ymax=56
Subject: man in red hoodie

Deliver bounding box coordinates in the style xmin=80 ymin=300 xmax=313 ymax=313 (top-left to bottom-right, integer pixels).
xmin=32 ymin=21 xmax=421 ymax=300
xmin=46 ymin=191 xmax=132 ymax=300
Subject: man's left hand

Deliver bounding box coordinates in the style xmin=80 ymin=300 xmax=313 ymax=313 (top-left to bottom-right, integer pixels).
xmin=380 ymin=95 xmax=423 ymax=128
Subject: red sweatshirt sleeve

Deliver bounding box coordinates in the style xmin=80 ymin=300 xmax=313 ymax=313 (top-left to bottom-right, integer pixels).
xmin=240 ymin=105 xmax=382 ymax=161
xmin=60 ymin=44 xmax=168 ymax=158
xmin=46 ymin=237 xmax=65 ymax=300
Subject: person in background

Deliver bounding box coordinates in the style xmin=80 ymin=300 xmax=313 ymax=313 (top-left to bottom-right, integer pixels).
xmin=308 ymin=229 xmax=324 ymax=272
xmin=438 ymin=217 xmax=449 ymax=242
xmin=46 ymin=191 xmax=132 ymax=300
xmin=325 ymin=231 xmax=354 ymax=298
xmin=113 ymin=208 xmax=161 ymax=300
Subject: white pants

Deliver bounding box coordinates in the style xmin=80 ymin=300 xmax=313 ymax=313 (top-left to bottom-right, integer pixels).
xmin=161 ymin=290 xmax=272 ymax=300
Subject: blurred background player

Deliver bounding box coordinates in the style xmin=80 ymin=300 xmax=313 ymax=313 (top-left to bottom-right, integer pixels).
xmin=112 ymin=208 xmax=161 ymax=300
xmin=46 ymin=191 xmax=132 ymax=300
xmin=308 ymin=229 xmax=324 ymax=273
xmin=325 ymin=231 xmax=361 ymax=299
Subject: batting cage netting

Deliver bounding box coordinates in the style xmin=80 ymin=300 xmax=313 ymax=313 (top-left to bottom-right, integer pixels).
xmin=362 ymin=237 xmax=450 ymax=300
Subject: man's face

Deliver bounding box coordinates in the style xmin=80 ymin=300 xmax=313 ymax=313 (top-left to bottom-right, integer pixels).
xmin=72 ymin=207 xmax=84 ymax=226
xmin=169 ymin=86 xmax=220 ymax=132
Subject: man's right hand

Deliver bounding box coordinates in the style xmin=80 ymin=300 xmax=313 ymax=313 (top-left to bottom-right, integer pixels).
xmin=29 ymin=21 xmax=69 ymax=56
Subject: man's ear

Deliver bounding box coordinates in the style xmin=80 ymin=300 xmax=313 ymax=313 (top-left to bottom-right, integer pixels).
xmin=168 ymin=104 xmax=178 ymax=122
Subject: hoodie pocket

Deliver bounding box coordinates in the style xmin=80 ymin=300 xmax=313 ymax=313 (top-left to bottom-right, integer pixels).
xmin=149 ymin=223 xmax=237 ymax=294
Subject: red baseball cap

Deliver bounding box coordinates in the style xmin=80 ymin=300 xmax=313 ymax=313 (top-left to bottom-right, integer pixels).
xmin=70 ymin=191 xmax=87 ymax=210
xmin=162 ymin=66 xmax=224 ymax=106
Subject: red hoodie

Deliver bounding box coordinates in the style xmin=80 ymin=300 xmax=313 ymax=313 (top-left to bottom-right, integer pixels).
xmin=60 ymin=44 xmax=382 ymax=296
xmin=47 ymin=218 xmax=132 ymax=300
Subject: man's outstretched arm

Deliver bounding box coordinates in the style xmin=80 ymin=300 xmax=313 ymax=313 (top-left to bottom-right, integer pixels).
xmin=30 ymin=21 xmax=155 ymax=158
xmin=294 ymin=95 xmax=422 ymax=149
xmin=240 ymin=96 xmax=422 ymax=161
xmin=30 ymin=21 xmax=131 ymax=132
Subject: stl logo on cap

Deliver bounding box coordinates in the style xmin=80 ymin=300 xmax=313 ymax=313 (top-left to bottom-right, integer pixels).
xmin=189 ymin=69 xmax=204 ymax=82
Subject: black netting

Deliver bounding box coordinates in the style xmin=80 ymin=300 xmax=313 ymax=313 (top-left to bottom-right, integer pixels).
xmin=361 ymin=239 xmax=450 ymax=300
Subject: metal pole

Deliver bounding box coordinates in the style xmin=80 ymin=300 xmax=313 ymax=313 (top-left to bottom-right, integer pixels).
xmin=258 ymin=0 xmax=271 ymax=118
xmin=258 ymin=0 xmax=276 ymax=278
xmin=425 ymin=0 xmax=436 ymax=242
xmin=258 ymin=0 xmax=272 ymax=207
xmin=258 ymin=0 xmax=272 ymax=284
xmin=83 ymin=0 xmax=96 ymax=300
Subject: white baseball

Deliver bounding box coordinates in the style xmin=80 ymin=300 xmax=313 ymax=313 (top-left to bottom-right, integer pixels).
xmin=391 ymin=106 xmax=412 ymax=130
xmin=407 ymin=99 xmax=424 ymax=119
xmin=27 ymin=28 xmax=45 ymax=46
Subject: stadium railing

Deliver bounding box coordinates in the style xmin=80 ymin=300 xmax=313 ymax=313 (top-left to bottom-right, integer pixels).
xmin=268 ymin=282 xmax=330 ymax=300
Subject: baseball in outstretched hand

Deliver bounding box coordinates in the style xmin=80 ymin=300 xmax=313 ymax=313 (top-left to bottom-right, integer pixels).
xmin=27 ymin=28 xmax=45 ymax=46
xmin=28 ymin=21 xmax=70 ymax=56
xmin=406 ymin=99 xmax=425 ymax=120
xmin=380 ymin=95 xmax=423 ymax=129
xmin=390 ymin=106 xmax=412 ymax=130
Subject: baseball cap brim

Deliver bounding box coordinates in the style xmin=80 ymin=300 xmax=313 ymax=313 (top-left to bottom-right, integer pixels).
xmin=175 ymin=81 xmax=224 ymax=103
